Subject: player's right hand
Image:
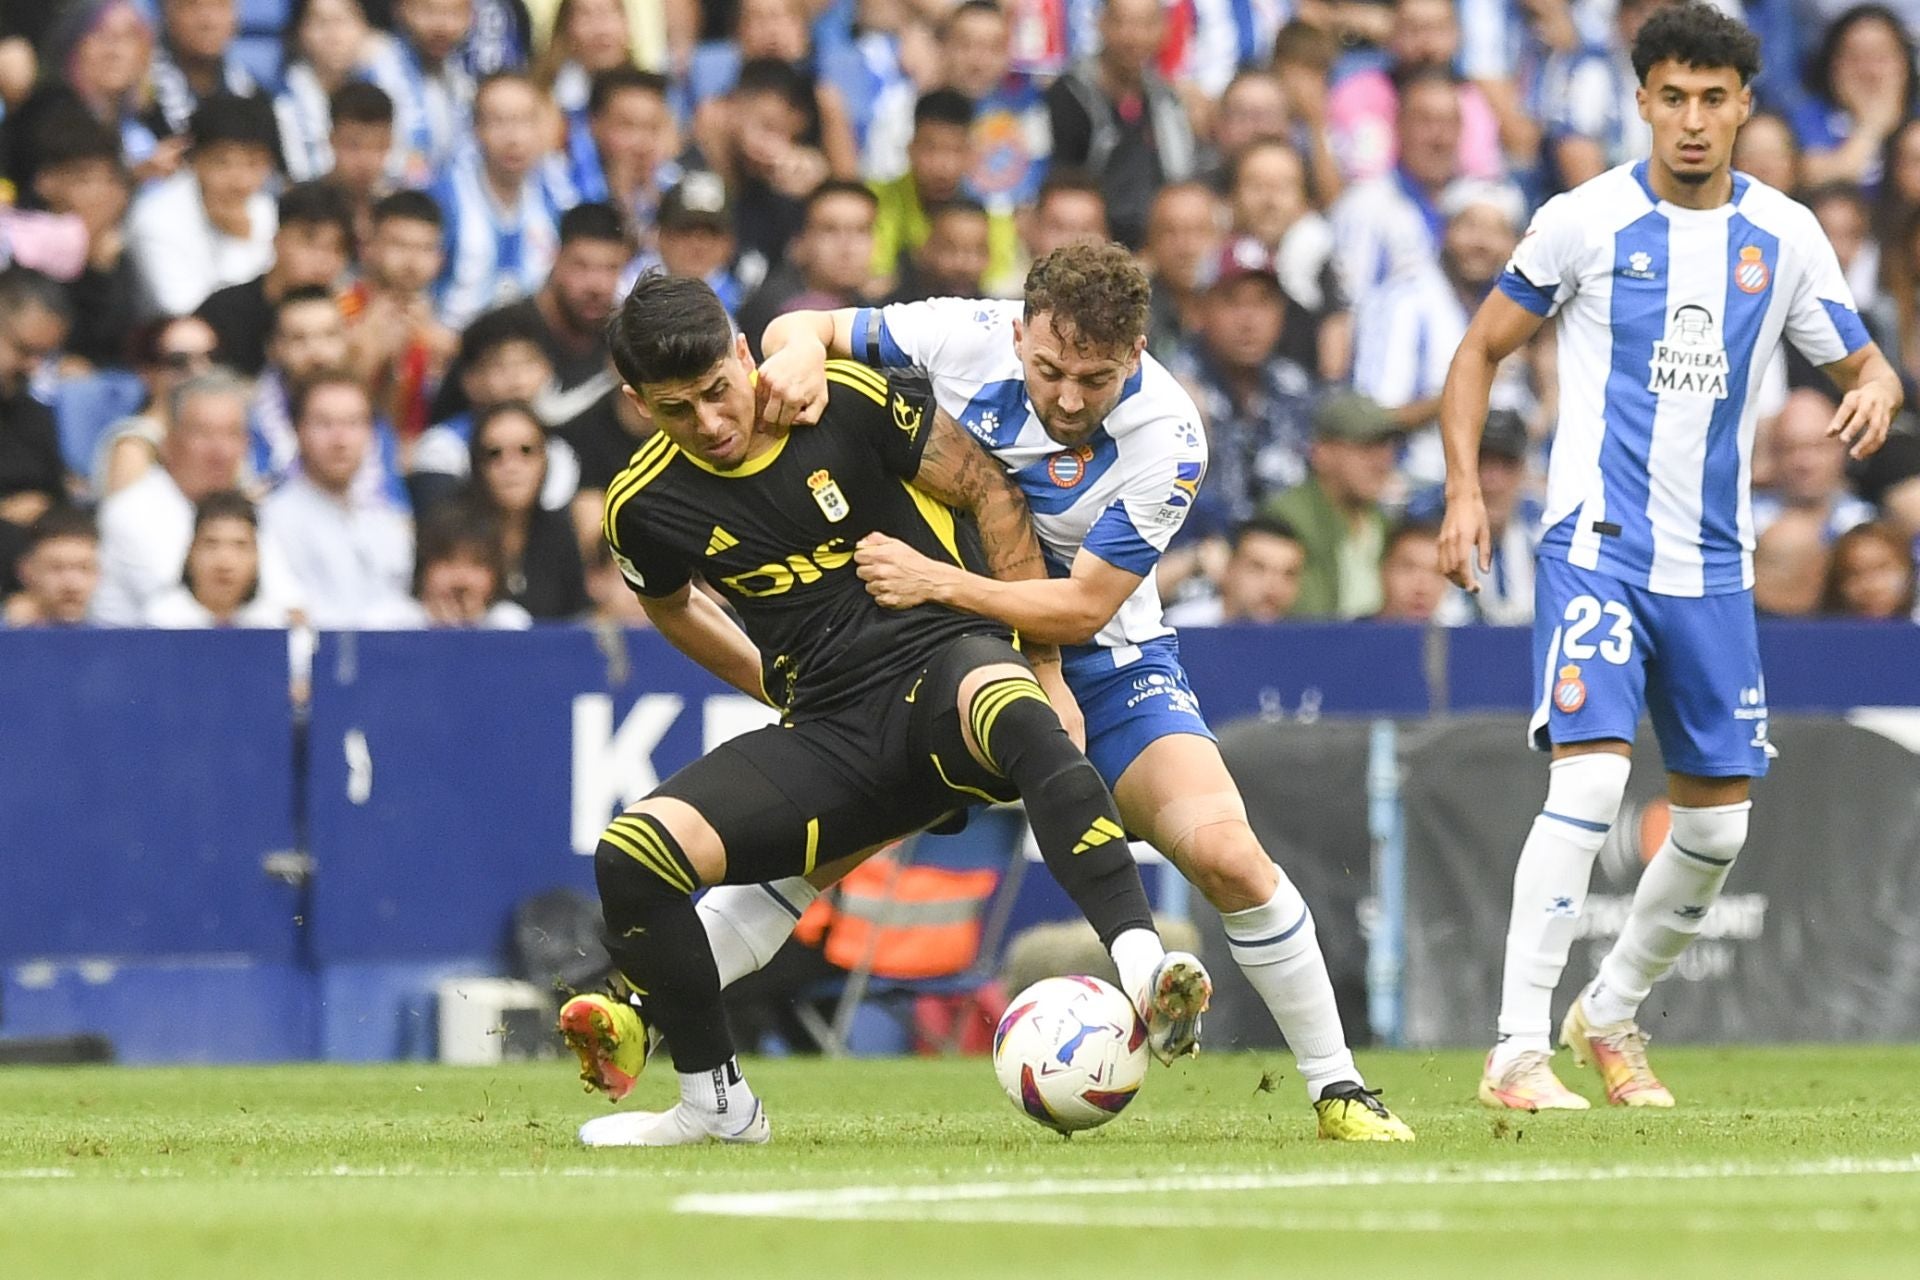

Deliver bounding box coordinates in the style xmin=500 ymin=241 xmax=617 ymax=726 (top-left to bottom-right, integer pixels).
xmin=1438 ymin=491 xmax=1492 ymax=593
xmin=755 ymin=338 xmax=831 ymax=430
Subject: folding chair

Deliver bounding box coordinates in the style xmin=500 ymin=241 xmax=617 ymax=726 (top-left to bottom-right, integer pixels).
xmin=794 ymin=806 xmax=1030 ymax=1057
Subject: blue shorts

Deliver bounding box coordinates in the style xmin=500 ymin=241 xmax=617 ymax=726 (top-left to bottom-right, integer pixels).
xmin=1064 ymin=637 xmax=1217 ymax=787
xmin=1529 ymin=557 xmax=1771 ymax=778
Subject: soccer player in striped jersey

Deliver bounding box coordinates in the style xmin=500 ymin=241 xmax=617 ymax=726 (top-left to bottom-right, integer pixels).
xmin=1440 ymin=3 xmax=1902 ymax=1111
xmin=713 ymin=241 xmax=1415 ymax=1142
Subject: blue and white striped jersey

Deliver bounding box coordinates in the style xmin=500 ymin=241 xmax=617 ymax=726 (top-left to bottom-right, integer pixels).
xmin=851 ymin=298 xmax=1208 ymax=663
xmin=1498 ymin=162 xmax=1871 ymax=597
xmin=429 ymin=152 xmax=568 ymax=330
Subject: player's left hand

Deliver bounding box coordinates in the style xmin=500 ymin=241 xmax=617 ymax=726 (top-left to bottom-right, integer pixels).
xmin=856 ymin=533 xmax=949 ymax=609
xmin=755 ymin=339 xmax=831 ymax=430
xmin=1826 ymin=381 xmax=1899 ymax=460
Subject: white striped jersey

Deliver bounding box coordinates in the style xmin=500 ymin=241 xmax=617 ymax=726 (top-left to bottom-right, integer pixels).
xmin=851 ymin=298 xmax=1207 ymax=663
xmin=1498 ymin=162 xmax=1870 ymax=597
xmin=429 ymin=152 xmax=566 ymax=330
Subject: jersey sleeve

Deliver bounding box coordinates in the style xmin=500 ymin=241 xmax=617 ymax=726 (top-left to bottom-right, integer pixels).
xmin=1498 ymin=192 xmax=1584 ymax=317
xmin=1081 ymin=422 xmax=1209 ymax=578
xmin=822 ymin=360 xmax=938 ymax=479
xmin=849 ymin=297 xmax=997 ymax=370
xmin=1781 ymin=211 xmax=1872 ymax=367
xmin=605 ymin=495 xmax=692 ymax=599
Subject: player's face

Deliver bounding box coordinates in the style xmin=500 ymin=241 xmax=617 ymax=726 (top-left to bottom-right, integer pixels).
xmin=1014 ymin=312 xmax=1144 ymax=446
xmin=633 ymin=335 xmax=760 ymax=469
xmin=1638 ymin=61 xmax=1751 ymax=190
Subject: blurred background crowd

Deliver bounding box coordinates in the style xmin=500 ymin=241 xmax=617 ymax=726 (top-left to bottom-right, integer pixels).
xmin=3 ymin=0 xmax=1920 ymax=637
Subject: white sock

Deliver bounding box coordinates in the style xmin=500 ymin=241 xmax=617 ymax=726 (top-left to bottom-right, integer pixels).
xmin=1586 ymin=802 xmax=1749 ymax=1026
xmin=696 ymin=879 xmax=817 ymax=988
xmin=1222 ymin=875 xmax=1357 ymax=1101
xmin=679 ymin=1057 xmax=759 ymax=1133
xmin=1108 ymin=927 xmax=1165 ymax=1005
xmin=1491 ymin=753 xmax=1631 ymax=1074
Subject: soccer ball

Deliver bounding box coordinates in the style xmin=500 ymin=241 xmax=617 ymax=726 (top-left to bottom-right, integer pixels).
xmin=992 ymin=975 xmax=1149 ymax=1134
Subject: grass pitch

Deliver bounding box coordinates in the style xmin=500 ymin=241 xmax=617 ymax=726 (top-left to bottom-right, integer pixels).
xmin=3 ymin=1046 xmax=1918 ymax=1279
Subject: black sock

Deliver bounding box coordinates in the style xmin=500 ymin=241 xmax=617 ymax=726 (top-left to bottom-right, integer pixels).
xmin=970 ymin=677 xmax=1156 ymax=949
xmin=595 ymin=812 xmax=735 ymax=1073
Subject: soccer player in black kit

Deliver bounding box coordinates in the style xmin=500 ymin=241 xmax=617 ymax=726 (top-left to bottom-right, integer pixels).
xmin=559 ymin=274 xmax=1211 ymax=1147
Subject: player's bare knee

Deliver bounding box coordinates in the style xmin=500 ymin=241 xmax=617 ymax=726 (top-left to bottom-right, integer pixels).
xmin=1181 ymin=821 xmax=1279 ymax=914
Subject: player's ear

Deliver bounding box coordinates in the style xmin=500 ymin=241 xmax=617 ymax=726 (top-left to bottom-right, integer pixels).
xmin=1012 ymin=317 xmax=1025 ymax=354
xmin=734 ymin=332 xmax=755 ymax=374
xmin=1635 ymin=83 xmax=1650 ymax=124
xmin=1127 ymin=335 xmax=1146 ymax=377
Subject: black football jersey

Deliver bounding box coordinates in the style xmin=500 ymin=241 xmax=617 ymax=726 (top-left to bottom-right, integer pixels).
xmin=604 ymin=362 xmax=1006 ymax=715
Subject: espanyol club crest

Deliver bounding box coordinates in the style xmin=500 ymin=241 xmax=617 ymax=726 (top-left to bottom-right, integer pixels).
xmin=1047 ymin=445 xmax=1095 ymax=488
xmin=807 ymin=469 xmax=850 ymax=522
xmin=1734 ymin=245 xmax=1771 ymax=294
xmin=1554 ymin=664 xmax=1587 ymax=714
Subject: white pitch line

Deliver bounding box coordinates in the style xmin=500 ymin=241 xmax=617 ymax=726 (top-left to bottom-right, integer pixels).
xmin=672 ymin=1154 xmax=1920 ymax=1221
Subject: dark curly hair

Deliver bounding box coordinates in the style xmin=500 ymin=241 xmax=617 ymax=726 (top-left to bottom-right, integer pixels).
xmin=1022 ymin=242 xmax=1151 ymax=354
xmin=1630 ymin=2 xmax=1761 ymax=87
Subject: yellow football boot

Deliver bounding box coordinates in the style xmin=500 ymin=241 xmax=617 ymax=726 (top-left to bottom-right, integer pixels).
xmin=558 ymin=992 xmax=650 ymax=1102
xmin=1314 ymin=1082 xmax=1416 ymax=1141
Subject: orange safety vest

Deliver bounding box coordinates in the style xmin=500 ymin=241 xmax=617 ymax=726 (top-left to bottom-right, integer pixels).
xmin=797 ymin=853 xmax=1000 ymax=980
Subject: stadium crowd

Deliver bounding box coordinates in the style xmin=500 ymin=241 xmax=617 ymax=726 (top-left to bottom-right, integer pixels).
xmin=3 ymin=0 xmax=1920 ymax=634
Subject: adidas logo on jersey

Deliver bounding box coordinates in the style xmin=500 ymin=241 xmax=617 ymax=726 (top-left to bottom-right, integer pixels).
xmin=706 ymin=526 xmax=739 ymax=556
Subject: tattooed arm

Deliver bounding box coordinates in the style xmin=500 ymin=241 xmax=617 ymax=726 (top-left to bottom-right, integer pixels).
xmin=859 ymin=404 xmax=1142 ymax=647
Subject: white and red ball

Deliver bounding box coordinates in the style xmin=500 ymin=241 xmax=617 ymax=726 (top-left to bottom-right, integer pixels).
xmin=992 ymin=975 xmax=1149 ymax=1134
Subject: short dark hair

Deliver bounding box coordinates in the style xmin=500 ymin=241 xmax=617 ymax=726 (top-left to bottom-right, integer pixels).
xmin=30 ymin=108 xmax=124 ymax=173
xmin=21 ymin=505 xmax=97 ymax=554
xmin=1271 ymin=19 xmax=1337 ymax=73
xmin=274 ymin=284 xmax=339 ymax=332
xmin=607 ymin=272 xmax=735 ymax=389
xmin=1023 ymin=241 xmax=1150 ymax=354
xmin=0 ymin=266 xmax=74 ymax=326
xmin=1231 ymin=515 xmax=1302 ymax=553
xmin=1391 ymin=61 xmax=1460 ymax=101
xmin=458 ymin=303 xmax=552 ymax=368
xmin=1036 ymin=167 xmax=1105 ymax=211
xmin=804 ymin=179 xmax=878 ymax=222
xmin=290 ymin=368 xmax=368 ymax=425
xmin=330 ymin=80 xmax=395 ymax=127
xmin=734 ymin=58 xmax=811 ymax=113
xmin=414 ymin=503 xmax=509 ymax=598
xmin=1631 ymin=1 xmax=1762 ymax=86
xmin=1803 ymin=179 xmax=1871 ymax=219
xmin=559 ymin=201 xmax=629 ymax=248
xmin=914 ymin=89 xmax=975 ymax=131
xmin=371 ymin=188 xmax=444 ymax=230
xmin=926 ymin=195 xmax=989 ymax=225
xmin=192 ymin=489 xmax=259 ymax=536
xmin=1384 ymin=518 xmax=1443 ymax=561
xmin=589 ymin=66 xmax=670 ymax=117
xmin=189 ymin=92 xmax=281 ymax=156
xmin=278 ymin=180 xmax=355 ymax=245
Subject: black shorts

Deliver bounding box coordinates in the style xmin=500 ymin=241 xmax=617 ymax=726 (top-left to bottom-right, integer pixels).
xmin=650 ymin=632 xmax=1029 ymax=884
